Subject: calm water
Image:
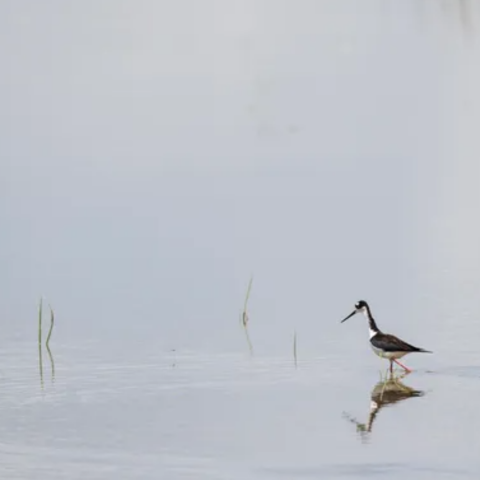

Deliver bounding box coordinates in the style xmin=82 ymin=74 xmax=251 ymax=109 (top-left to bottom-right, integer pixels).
xmin=2 ymin=0 xmax=480 ymax=478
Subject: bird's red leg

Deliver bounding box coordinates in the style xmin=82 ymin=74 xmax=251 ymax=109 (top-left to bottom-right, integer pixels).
xmin=393 ymin=359 xmax=412 ymax=373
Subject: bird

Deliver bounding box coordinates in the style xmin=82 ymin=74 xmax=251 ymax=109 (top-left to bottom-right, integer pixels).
xmin=341 ymin=300 xmax=432 ymax=374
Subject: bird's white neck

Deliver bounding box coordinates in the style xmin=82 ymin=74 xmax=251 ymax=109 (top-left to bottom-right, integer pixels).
xmin=360 ymin=306 xmax=379 ymax=338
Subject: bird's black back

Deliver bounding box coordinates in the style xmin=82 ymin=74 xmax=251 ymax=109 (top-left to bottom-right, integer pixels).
xmin=370 ymin=332 xmax=431 ymax=353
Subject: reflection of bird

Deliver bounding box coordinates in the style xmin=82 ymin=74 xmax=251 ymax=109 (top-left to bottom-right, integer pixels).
xmin=343 ymin=376 xmax=424 ymax=439
xmin=341 ymin=300 xmax=432 ymax=373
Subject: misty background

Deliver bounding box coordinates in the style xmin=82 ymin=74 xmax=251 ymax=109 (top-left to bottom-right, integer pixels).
xmin=1 ymin=0 xmax=480 ymax=360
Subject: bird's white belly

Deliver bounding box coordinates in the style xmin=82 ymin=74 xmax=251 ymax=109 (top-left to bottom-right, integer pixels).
xmin=371 ymin=345 xmax=408 ymax=360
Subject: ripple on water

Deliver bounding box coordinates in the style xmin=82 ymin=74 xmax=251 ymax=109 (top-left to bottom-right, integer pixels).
xmin=1 ymin=340 xmax=347 ymax=407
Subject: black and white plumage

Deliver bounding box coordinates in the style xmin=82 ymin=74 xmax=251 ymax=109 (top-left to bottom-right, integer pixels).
xmin=341 ymin=300 xmax=432 ymax=373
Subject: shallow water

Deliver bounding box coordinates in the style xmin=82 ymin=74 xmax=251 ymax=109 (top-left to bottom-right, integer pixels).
xmin=2 ymin=340 xmax=480 ymax=479
xmin=2 ymin=0 xmax=480 ymax=478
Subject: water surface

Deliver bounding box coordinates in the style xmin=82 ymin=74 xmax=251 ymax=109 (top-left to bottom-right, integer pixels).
xmin=2 ymin=0 xmax=480 ymax=478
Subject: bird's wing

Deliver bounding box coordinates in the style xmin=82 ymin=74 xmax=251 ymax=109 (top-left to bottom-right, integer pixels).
xmin=371 ymin=333 xmax=421 ymax=352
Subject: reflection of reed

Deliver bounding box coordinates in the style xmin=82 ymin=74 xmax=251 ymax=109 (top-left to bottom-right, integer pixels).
xmin=446 ymin=0 xmax=472 ymax=32
xmin=343 ymin=374 xmax=424 ymax=440
xmin=38 ymin=299 xmax=44 ymax=389
xmin=439 ymin=0 xmax=476 ymax=33
xmin=38 ymin=342 xmax=44 ymax=390
xmin=459 ymin=0 xmax=471 ymax=30
xmin=37 ymin=299 xmax=56 ymax=386
xmin=46 ymin=306 xmax=55 ymax=382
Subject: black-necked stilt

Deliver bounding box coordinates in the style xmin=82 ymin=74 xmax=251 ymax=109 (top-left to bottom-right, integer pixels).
xmin=341 ymin=300 xmax=432 ymax=373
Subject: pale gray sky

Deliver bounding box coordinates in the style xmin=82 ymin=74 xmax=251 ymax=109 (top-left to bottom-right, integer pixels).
xmin=1 ymin=1 xmax=479 ymax=352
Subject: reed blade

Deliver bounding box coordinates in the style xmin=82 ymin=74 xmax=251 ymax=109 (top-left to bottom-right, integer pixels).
xmin=243 ymin=275 xmax=253 ymax=314
xmin=46 ymin=305 xmax=55 ymax=348
xmin=38 ymin=297 xmax=43 ymax=346
xmin=240 ymin=275 xmax=254 ymax=354
xmin=293 ymin=330 xmax=297 ymax=368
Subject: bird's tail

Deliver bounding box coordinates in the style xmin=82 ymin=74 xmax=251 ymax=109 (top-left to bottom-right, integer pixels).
xmin=418 ymin=348 xmax=433 ymax=353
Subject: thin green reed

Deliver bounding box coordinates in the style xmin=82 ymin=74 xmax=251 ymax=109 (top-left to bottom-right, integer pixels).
xmin=46 ymin=305 xmax=55 ymax=348
xmin=242 ymin=275 xmax=253 ymax=327
xmin=241 ymin=276 xmax=254 ymax=354
xmin=293 ymin=330 xmax=297 ymax=368
xmin=38 ymin=297 xmax=43 ymax=346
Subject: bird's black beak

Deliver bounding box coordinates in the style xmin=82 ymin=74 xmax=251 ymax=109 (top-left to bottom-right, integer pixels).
xmin=341 ymin=310 xmax=357 ymax=323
